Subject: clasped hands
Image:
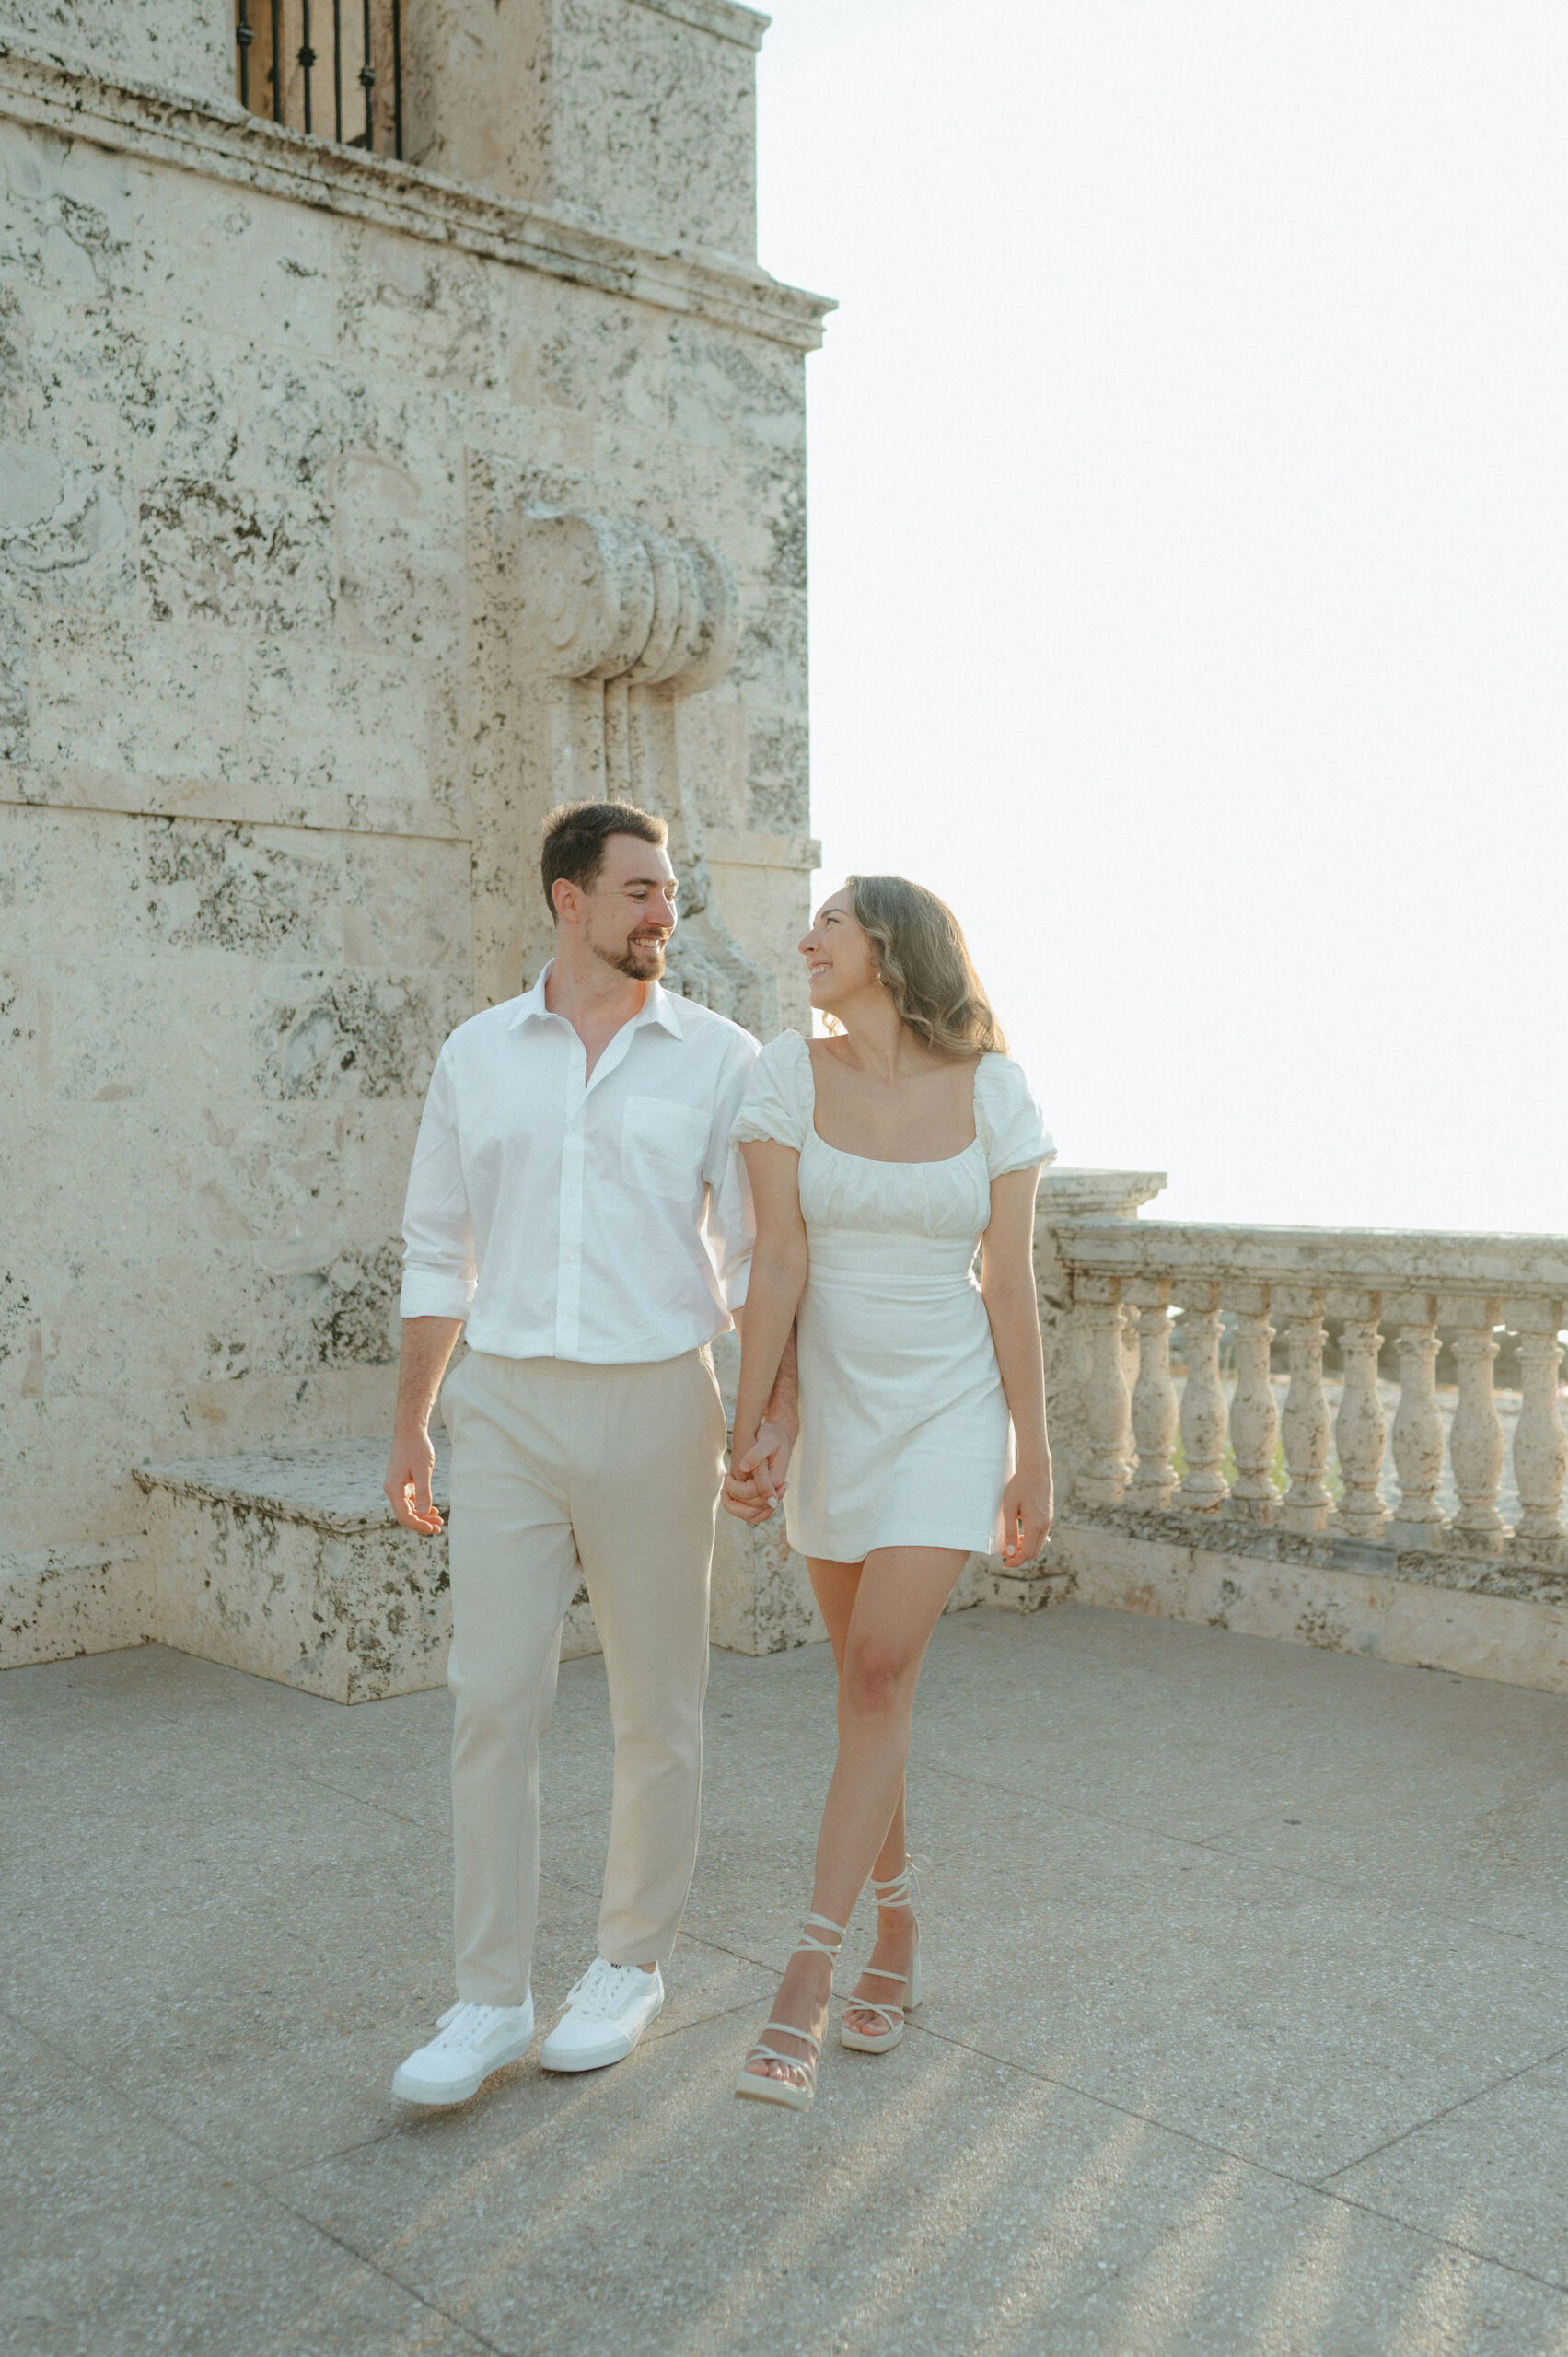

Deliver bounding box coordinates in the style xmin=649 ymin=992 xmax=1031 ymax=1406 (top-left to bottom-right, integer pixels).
xmin=722 ymin=1417 xmax=795 ymax=1525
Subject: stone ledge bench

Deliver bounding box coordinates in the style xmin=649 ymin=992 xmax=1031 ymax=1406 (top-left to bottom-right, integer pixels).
xmin=123 ymin=1423 xmax=1000 ymax=1701
xmin=135 ymin=1441 xmax=599 ymax=1704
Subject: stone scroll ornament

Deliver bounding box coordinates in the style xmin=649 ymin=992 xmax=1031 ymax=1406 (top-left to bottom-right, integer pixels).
xmin=517 ymin=509 xmax=772 ymax=1033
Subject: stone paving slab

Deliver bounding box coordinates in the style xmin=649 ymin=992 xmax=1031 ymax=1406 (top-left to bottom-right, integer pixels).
xmin=3 ymin=1608 xmax=1568 ymax=2354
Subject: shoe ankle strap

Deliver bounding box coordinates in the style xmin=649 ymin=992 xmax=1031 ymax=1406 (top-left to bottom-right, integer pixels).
xmin=871 ymin=1864 xmax=916 ymax=1910
xmin=794 ymin=1910 xmax=845 ymax=1960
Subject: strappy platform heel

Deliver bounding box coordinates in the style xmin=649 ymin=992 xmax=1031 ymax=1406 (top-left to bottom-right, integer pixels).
xmin=735 ymin=1911 xmax=845 ymax=2114
xmin=841 ymin=1864 xmax=923 ymax=2054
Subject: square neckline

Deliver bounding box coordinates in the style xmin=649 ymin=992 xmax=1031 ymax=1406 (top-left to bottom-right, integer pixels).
xmin=803 ymin=1037 xmax=986 ymax=1169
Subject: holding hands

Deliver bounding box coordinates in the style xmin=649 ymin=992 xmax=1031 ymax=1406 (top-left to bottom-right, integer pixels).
xmin=723 ymin=1415 xmax=796 ymax=1525
xmin=723 ymin=1302 xmax=800 ymax=1527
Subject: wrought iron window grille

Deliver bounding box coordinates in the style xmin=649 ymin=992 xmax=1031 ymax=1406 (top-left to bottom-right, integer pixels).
xmin=236 ymin=0 xmax=403 ymax=159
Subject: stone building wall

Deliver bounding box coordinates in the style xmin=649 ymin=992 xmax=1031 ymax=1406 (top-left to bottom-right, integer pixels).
xmin=0 ymin=6 xmax=830 ymax=1664
xmin=2 ymin=1 xmax=232 ymax=105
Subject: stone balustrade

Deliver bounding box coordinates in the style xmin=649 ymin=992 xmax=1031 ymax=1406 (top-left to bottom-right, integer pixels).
xmin=1032 ymin=1217 xmax=1568 ymax=1697
xmin=1053 ymin=1223 xmax=1568 ymax=1566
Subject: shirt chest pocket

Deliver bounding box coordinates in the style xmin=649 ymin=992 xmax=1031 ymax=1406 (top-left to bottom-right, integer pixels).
xmin=620 ymin=1095 xmax=710 ymax=1202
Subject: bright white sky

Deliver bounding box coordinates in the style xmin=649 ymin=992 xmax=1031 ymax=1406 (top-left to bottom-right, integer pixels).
xmin=754 ymin=1 xmax=1568 ymax=1234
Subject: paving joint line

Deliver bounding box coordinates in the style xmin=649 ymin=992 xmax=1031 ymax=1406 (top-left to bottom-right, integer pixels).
xmin=20 ymin=2003 xmax=539 ymax=2352
xmin=1304 ymin=2185 xmax=1568 ymax=2300
xmin=902 ymin=1750 xmax=1277 ymax=1852
xmin=1311 ymin=2036 xmax=1568 ymax=2189
xmin=292 ymin=1771 xmax=446 ymax=1834
xmin=1187 ymin=1837 xmax=1568 ymax=1957
xmin=0 ymin=2001 xmax=515 ymax=2347
xmin=906 ymin=1750 xmax=1568 ymax=1956
xmin=10 ymin=1988 xmax=1565 ymax=2308
xmin=903 ymin=2014 xmax=1568 ymax=2298
xmin=262 ymin=2189 xmax=516 ymax=2355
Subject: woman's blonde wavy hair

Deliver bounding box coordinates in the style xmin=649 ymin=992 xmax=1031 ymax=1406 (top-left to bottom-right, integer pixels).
xmin=845 ymin=875 xmax=1006 ymax=1060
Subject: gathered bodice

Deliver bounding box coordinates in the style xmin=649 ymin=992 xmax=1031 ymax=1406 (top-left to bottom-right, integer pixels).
xmin=797 ymin=1127 xmax=993 ymax=1248
xmin=732 ymin=1029 xmax=1055 ymax=1295
xmin=797 ymin=1128 xmax=994 ymax=1292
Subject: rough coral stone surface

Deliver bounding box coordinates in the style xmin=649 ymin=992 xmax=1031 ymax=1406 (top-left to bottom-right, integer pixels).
xmin=136 ymin=1438 xmax=600 ymax=1702
xmin=1 ymin=30 xmax=821 ymax=1672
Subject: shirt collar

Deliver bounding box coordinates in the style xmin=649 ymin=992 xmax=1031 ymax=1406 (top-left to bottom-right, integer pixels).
xmin=513 ymin=962 xmax=685 ymax=1039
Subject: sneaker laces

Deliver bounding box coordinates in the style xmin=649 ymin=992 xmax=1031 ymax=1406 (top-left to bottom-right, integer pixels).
xmin=429 ymin=2002 xmax=510 ymax=2052
xmin=565 ymin=1957 xmax=648 ymax=2019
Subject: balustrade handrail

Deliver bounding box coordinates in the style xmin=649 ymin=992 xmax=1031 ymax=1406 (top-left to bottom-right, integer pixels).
xmin=1052 ymin=1218 xmax=1568 ymax=1299
xmin=1049 ymin=1216 xmax=1568 ymax=1569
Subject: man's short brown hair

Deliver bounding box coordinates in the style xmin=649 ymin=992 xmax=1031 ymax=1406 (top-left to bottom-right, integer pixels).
xmin=540 ymin=800 xmax=668 ymax=917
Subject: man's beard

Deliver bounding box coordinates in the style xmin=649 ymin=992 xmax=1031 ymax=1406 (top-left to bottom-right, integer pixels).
xmin=591 ymin=930 xmax=668 ymax=980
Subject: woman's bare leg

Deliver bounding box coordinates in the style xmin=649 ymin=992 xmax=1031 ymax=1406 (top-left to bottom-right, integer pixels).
xmin=807 ymin=1557 xmax=913 ymax=2038
xmin=807 ymin=1560 xmax=910 ymax=1875
xmin=743 ymin=1545 xmax=967 ymax=2086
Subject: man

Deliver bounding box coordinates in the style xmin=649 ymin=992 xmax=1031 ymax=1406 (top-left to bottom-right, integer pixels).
xmin=386 ymin=800 xmax=794 ymax=2105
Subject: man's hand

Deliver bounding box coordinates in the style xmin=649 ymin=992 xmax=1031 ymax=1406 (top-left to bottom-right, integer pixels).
xmin=999 ymin=1459 xmax=1052 ymax=1567
xmin=721 ymin=1420 xmax=794 ymax=1525
xmin=383 ymin=1317 xmax=461 ymax=1534
xmin=385 ymin=1424 xmax=444 ymax=1535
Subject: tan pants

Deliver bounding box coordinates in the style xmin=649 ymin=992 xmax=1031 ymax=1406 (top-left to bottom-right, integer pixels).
xmin=440 ymin=1347 xmax=726 ymax=2007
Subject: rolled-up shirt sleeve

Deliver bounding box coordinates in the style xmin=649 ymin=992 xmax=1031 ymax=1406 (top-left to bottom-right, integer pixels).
xmin=703 ymin=1036 xmax=759 ymax=1313
xmin=399 ymin=1047 xmax=478 ymax=1322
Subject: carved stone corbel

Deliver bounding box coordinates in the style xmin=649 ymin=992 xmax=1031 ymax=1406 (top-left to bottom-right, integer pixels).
xmin=517 ymin=508 xmax=739 ymax=696
xmin=508 ymin=505 xmax=772 ymax=1033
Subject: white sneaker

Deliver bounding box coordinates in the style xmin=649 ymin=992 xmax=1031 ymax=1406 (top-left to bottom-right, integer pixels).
xmin=391 ymin=1995 xmax=535 ymax=2106
xmin=539 ymin=1958 xmax=664 ymax=2073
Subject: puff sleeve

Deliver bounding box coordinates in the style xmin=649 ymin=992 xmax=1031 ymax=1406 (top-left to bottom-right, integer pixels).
xmin=730 ymin=1029 xmax=812 ymax=1150
xmin=975 ymin=1053 xmax=1055 ymax=1179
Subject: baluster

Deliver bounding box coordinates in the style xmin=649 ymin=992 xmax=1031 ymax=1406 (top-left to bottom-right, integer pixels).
xmin=1126 ymin=1283 xmax=1177 ymax=1509
xmin=1510 ymin=1301 xmax=1567 ymax=1565
xmin=271 ymin=0 xmax=283 ymax=121
xmin=1228 ymin=1283 xmax=1278 ymax=1524
xmin=1448 ymin=1303 xmax=1505 ymax=1552
xmin=1390 ymin=1299 xmax=1446 ymax=1549
xmin=1332 ymin=1290 xmax=1387 ymax=1541
xmin=1077 ymin=1279 xmax=1132 ymax=1506
xmin=392 ymin=0 xmax=403 ymax=157
xmin=1175 ymin=1282 xmax=1227 ymax=1513
xmin=1278 ymin=1287 xmax=1331 ymax=1534
xmin=299 ymin=0 xmax=316 ymax=133
xmin=360 ymin=0 xmax=377 ymax=148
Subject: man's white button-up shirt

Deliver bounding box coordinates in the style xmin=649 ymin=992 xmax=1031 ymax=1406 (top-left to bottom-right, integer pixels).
xmin=398 ymin=968 xmax=759 ymax=1364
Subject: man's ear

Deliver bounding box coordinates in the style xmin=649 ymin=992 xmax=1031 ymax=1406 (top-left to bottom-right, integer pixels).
xmin=551 ymin=877 xmax=576 ymax=925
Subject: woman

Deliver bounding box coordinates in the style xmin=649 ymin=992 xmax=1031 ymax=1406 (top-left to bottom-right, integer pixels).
xmin=726 ymin=875 xmax=1054 ymax=2113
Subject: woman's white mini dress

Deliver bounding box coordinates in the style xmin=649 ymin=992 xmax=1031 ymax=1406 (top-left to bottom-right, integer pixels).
xmin=731 ymin=1031 xmax=1053 ymax=1562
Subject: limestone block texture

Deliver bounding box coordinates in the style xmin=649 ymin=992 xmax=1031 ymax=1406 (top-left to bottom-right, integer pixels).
xmin=136 ymin=1438 xmax=599 ymax=1702
xmin=403 ymin=0 xmax=764 ymax=255
xmin=0 ymin=34 xmax=830 ymax=1673
xmin=1049 ymin=1517 xmax=1568 ymax=1700
xmin=1 ymin=2 xmax=233 ymax=107
xmin=1 ymin=1536 xmax=152 ymax=1665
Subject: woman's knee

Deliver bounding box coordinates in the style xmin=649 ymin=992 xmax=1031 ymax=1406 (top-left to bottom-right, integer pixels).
xmin=840 ymin=1637 xmax=916 ymax=1722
